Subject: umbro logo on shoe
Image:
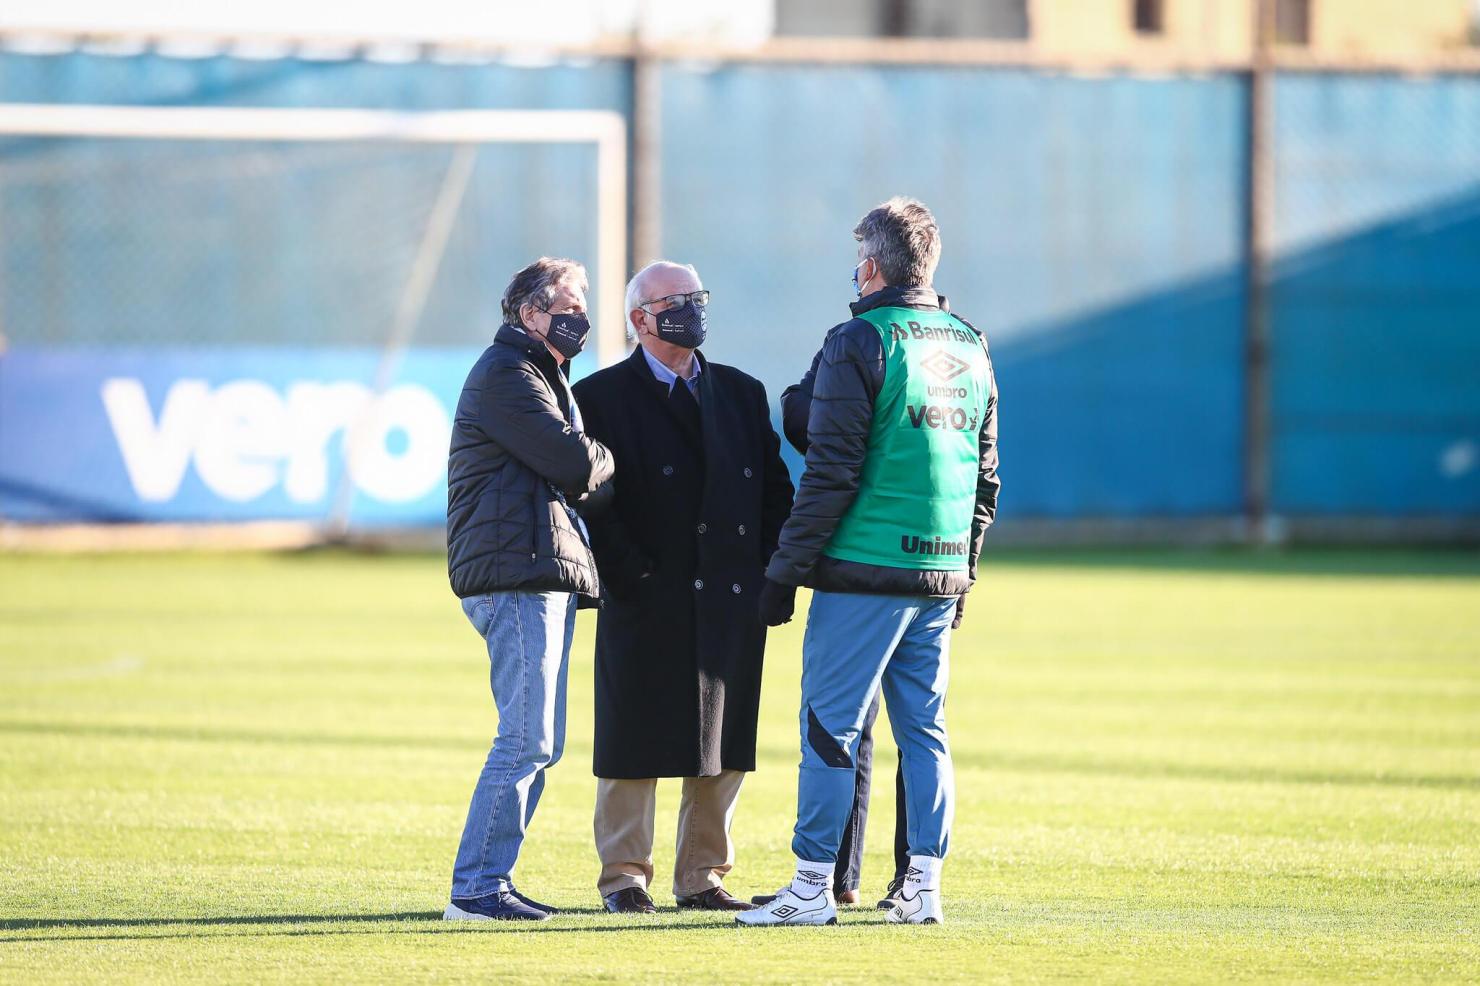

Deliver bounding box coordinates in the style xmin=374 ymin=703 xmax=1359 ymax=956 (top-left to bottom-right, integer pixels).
xmin=886 ymin=888 xmax=944 ymax=926
xmin=734 ymin=887 xmax=838 ymax=927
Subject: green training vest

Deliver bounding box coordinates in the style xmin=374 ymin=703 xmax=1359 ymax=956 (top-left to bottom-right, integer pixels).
xmin=824 ymin=306 xmax=991 ymax=571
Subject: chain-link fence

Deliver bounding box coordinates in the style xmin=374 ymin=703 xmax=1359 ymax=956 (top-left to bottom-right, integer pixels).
xmin=0 ymin=137 xmax=607 ymax=348
xmin=0 ymin=45 xmax=1475 ymax=536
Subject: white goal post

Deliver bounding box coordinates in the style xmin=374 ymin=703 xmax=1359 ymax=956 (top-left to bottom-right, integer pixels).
xmin=0 ymin=102 xmax=630 ymax=366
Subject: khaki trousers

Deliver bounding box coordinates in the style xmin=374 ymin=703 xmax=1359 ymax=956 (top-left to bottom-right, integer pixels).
xmin=594 ymin=770 xmax=745 ymax=897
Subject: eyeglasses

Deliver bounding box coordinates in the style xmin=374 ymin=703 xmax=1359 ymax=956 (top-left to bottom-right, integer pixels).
xmin=638 ymin=290 xmax=710 ymax=314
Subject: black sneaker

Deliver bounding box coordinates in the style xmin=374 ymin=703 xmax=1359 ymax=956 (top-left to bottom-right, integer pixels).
xmin=603 ymin=887 xmax=658 ymax=914
xmin=877 ymin=875 xmax=906 ymax=910
xmin=510 ymin=889 xmax=559 ymax=915
xmin=444 ymin=891 xmax=549 ymax=921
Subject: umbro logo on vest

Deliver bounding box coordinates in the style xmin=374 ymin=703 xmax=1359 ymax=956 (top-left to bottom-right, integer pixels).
xmin=920 ymin=349 xmax=969 ymax=383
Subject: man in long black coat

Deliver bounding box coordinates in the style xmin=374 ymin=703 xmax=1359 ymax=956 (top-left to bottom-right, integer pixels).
xmin=572 ymin=260 xmax=793 ymax=914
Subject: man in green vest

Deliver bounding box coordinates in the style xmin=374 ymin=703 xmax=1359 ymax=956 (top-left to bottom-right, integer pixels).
xmin=737 ymin=197 xmax=1000 ymax=928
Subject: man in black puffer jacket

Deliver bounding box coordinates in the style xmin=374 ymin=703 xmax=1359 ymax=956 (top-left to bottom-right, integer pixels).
xmin=738 ymin=198 xmax=1000 ymax=930
xmin=756 ymin=288 xmax=973 ymax=915
xmin=443 ymin=257 xmax=614 ymax=923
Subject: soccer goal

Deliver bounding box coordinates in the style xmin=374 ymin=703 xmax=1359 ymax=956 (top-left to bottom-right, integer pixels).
xmin=0 ymin=102 xmax=628 ymax=363
xmin=0 ymin=103 xmax=627 ymax=532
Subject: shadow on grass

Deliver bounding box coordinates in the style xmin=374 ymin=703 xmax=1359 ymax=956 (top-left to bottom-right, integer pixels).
xmin=0 ymin=719 xmax=475 ymax=751
xmin=9 ymin=718 xmax=1480 ymax=795
xmin=0 ymin=908 xmax=801 ymax=943
xmin=1 ymin=911 xmax=443 ymax=931
xmin=952 ymin=749 xmax=1480 ymax=792
xmin=984 ymin=547 xmax=1480 ymax=579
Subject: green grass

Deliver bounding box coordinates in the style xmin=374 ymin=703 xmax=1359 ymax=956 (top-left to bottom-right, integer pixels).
xmin=1 ymin=548 xmax=1477 ymax=983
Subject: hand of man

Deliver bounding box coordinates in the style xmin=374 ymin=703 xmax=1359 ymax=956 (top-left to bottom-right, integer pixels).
xmin=951 ymin=593 xmax=966 ymax=630
xmin=757 ymin=578 xmax=797 ymax=626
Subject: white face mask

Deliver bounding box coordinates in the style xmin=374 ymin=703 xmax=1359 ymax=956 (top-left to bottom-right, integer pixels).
xmin=851 ymin=258 xmax=874 ymax=298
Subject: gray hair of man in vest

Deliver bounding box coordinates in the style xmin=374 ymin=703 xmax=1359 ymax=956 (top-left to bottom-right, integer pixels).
xmin=500 ymin=257 xmax=589 ymax=328
xmin=853 ymin=196 xmax=942 ymax=288
xmin=624 ymin=260 xmax=701 ymax=339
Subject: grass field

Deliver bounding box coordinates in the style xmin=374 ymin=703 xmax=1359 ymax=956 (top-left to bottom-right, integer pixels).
xmin=1 ymin=549 xmax=1477 ymax=984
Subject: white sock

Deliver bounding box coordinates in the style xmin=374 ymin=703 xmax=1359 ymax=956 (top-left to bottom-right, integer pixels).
xmin=905 ymin=855 xmax=943 ymax=893
xmin=790 ymin=859 xmax=833 ymax=899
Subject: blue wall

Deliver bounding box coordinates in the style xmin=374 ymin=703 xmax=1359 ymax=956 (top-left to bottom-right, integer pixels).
xmin=1270 ymin=74 xmax=1480 ymax=516
xmin=662 ymin=64 xmax=1249 ymax=517
xmin=0 ymin=51 xmax=1476 ymax=526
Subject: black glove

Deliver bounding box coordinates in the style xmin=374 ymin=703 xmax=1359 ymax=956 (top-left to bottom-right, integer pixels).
xmin=602 ymin=554 xmax=654 ymax=603
xmin=951 ymin=593 xmax=966 ymax=630
xmin=757 ymin=578 xmax=797 ymax=626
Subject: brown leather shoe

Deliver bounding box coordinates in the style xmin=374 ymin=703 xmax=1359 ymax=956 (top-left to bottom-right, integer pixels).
xmin=603 ymin=887 xmax=657 ymax=914
xmin=836 ymin=889 xmax=860 ymax=906
xmin=675 ymin=886 xmax=754 ymax=911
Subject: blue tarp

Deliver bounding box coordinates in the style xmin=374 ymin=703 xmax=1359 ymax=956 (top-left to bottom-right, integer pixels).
xmin=0 ymin=52 xmax=1475 ymax=525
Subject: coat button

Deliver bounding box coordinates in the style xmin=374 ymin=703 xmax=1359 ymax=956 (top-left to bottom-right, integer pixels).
xmin=662 ymin=465 xmax=674 ymax=476
xmin=737 ymin=524 xmax=746 ymax=535
xmin=743 ymin=467 xmax=753 ymax=478
xmin=693 ymin=579 xmax=704 ymax=590
xmin=696 ymin=523 xmax=707 ymax=534
xmin=732 ymin=583 xmax=742 ymax=594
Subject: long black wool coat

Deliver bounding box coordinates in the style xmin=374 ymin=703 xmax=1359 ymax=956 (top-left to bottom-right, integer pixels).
xmin=572 ymin=346 xmax=794 ymax=778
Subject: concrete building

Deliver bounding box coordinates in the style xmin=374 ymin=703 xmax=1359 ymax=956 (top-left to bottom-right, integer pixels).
xmin=3 ymin=1 xmax=1474 ymax=62
xmin=777 ymin=0 xmax=1477 ymax=62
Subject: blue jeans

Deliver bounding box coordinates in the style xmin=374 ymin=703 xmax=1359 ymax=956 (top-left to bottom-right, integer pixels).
xmin=451 ymin=590 xmax=575 ymax=900
xmin=792 ymin=590 xmax=956 ymax=865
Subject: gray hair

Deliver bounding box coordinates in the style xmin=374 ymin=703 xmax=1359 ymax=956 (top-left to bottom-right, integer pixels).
xmin=853 ymin=197 xmax=941 ymax=288
xmin=624 ymin=260 xmax=700 ymax=338
xmin=501 ymin=256 xmax=588 ymax=327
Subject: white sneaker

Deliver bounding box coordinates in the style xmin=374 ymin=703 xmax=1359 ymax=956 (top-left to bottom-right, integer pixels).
xmin=886 ymin=888 xmax=944 ymax=925
xmin=734 ymin=886 xmax=837 ymax=927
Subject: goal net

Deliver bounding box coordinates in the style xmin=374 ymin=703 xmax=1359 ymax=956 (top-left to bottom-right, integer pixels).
xmin=0 ymin=105 xmax=626 ymax=531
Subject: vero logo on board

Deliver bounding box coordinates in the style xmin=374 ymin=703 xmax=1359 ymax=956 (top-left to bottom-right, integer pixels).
xmin=101 ymin=378 xmax=450 ymax=505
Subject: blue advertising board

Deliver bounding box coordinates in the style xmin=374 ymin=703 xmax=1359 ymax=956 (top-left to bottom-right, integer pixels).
xmin=2 ymin=51 xmax=1477 ymax=526
xmin=0 ymin=346 xmax=482 ymax=524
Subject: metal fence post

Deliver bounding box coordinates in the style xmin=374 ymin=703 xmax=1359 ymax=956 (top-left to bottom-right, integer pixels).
xmin=1244 ymin=0 xmax=1275 ymax=543
xmin=631 ymin=47 xmax=662 ymax=272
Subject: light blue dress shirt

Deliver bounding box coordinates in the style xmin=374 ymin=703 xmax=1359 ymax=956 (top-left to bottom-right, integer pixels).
xmin=643 ymin=347 xmax=701 ymax=399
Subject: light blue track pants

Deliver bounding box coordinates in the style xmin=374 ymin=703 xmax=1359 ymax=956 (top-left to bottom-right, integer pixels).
xmin=791 ymin=590 xmax=956 ymax=864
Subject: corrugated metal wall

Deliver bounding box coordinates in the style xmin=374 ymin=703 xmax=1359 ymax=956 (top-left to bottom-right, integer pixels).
xmin=0 ymin=51 xmax=1476 ymax=526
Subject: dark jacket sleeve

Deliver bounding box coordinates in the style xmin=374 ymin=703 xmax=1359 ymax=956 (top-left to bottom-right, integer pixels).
xmin=570 ymin=379 xmax=654 ymax=597
xmin=765 ymin=321 xmax=884 ymax=586
xmin=756 ymin=378 xmax=795 ymax=563
xmin=480 ymin=359 xmax=614 ymax=498
xmin=779 ymin=322 xmax=848 ymax=456
xmin=968 ymin=354 xmax=1001 ymax=581
xmin=577 ymin=477 xmax=616 ymax=516
xmin=585 ymin=499 xmax=654 ymax=597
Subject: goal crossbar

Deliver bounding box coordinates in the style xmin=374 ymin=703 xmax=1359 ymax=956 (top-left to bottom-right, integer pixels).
xmin=0 ymin=102 xmax=630 ymax=365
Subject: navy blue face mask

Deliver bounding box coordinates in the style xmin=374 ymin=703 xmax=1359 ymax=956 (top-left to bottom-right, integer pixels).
xmin=654 ymin=300 xmax=707 ymax=349
xmin=536 ymin=310 xmax=590 ymax=360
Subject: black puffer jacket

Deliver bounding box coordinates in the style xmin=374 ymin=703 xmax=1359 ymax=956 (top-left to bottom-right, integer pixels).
xmin=447 ymin=324 xmax=615 ymax=599
xmin=767 ymin=286 xmax=1000 ymax=596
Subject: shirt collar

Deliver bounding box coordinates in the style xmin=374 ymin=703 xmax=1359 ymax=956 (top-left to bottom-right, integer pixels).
xmin=641 ymin=346 xmax=702 ymax=391
xmin=849 ymin=284 xmax=942 ymax=317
